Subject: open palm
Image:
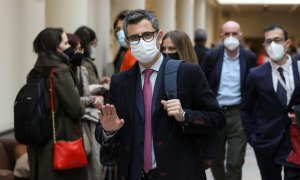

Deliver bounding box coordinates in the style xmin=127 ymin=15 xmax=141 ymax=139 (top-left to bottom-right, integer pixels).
xmin=98 ymin=104 xmax=125 ymax=133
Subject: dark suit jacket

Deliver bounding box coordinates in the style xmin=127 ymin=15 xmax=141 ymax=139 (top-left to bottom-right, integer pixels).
xmin=95 ymin=57 xmax=225 ymax=180
xmin=241 ymin=59 xmax=300 ymax=166
xmin=201 ymin=45 xmax=257 ymax=99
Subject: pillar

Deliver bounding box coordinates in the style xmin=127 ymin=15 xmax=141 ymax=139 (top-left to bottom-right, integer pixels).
xmin=176 ymin=0 xmax=195 ymax=40
xmin=45 ymin=0 xmax=88 ymax=32
xmin=0 ymin=0 xmax=45 ymax=132
xmin=151 ymin=0 xmax=176 ymax=33
xmin=194 ymin=0 xmax=206 ymax=29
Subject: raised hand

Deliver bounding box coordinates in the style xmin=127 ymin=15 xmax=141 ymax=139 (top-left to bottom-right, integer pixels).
xmin=98 ymin=104 xmax=125 ymax=133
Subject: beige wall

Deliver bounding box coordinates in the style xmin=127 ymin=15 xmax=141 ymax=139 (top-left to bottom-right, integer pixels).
xmin=0 ymin=0 xmax=45 ymax=132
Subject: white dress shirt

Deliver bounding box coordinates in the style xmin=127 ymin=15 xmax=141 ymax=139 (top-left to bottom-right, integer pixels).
xmin=269 ymin=55 xmax=295 ymax=105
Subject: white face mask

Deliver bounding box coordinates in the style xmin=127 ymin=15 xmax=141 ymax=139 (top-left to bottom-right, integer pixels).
xmin=266 ymin=41 xmax=285 ymax=61
xmin=130 ymin=37 xmax=159 ymax=64
xmin=116 ymin=30 xmax=127 ymax=47
xmin=224 ymin=36 xmax=240 ymax=51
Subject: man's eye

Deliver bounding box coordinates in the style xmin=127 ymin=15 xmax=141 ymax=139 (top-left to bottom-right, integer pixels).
xmin=274 ymin=38 xmax=283 ymax=43
xmin=143 ymin=33 xmax=151 ymax=37
xmin=129 ymin=36 xmax=139 ymax=41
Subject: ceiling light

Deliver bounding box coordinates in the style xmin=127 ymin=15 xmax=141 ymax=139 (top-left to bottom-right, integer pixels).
xmin=217 ymin=0 xmax=300 ymax=4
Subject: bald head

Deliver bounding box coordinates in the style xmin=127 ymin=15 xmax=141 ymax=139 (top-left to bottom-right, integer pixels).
xmin=221 ymin=21 xmax=241 ymax=33
xmin=220 ymin=20 xmax=242 ymax=40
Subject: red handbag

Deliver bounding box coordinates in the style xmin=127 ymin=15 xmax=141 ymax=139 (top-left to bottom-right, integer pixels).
xmin=49 ymin=68 xmax=88 ymax=170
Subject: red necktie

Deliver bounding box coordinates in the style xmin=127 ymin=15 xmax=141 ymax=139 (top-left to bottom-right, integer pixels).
xmin=143 ymin=69 xmax=153 ymax=173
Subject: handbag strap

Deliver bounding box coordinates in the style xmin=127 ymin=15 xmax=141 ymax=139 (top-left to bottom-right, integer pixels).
xmin=49 ymin=67 xmax=56 ymax=142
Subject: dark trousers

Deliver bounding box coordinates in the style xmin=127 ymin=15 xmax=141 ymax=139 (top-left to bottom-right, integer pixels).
xmin=284 ymin=166 xmax=300 ymax=180
xmin=211 ymin=105 xmax=247 ymax=180
xmin=254 ymin=150 xmax=282 ymax=180
xmin=254 ymin=150 xmax=300 ymax=180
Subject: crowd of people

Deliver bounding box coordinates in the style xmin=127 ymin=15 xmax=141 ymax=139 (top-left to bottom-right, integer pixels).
xmin=22 ymin=8 xmax=300 ymax=180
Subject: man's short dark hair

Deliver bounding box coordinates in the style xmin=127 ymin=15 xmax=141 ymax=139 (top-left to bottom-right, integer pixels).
xmin=123 ymin=9 xmax=159 ymax=36
xmin=194 ymin=29 xmax=207 ymax=43
xmin=263 ymin=24 xmax=288 ymax=41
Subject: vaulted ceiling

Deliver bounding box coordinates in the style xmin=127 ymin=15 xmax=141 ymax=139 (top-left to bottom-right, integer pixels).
xmin=219 ymin=4 xmax=300 ymax=15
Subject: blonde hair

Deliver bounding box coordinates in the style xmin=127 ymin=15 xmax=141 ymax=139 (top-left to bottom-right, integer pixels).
xmin=161 ymin=30 xmax=198 ymax=64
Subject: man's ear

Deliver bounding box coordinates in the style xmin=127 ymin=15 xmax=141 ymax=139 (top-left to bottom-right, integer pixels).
xmin=238 ymin=32 xmax=243 ymax=40
xmin=285 ymin=39 xmax=291 ymax=50
xmin=157 ymin=30 xmax=164 ymax=44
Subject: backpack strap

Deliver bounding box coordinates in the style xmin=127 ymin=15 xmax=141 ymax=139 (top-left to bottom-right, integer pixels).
xmin=164 ymin=59 xmax=183 ymax=99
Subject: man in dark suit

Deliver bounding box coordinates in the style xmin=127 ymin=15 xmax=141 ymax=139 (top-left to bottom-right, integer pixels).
xmin=201 ymin=21 xmax=257 ymax=180
xmin=94 ymin=9 xmax=225 ymax=180
xmin=241 ymin=24 xmax=300 ymax=180
xmin=194 ymin=28 xmax=209 ymax=65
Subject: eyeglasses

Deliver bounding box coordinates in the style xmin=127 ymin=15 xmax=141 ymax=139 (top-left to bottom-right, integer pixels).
xmin=126 ymin=31 xmax=157 ymax=45
xmin=263 ymin=37 xmax=284 ymax=46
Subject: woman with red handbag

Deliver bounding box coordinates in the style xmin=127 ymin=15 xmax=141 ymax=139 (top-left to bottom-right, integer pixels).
xmin=27 ymin=27 xmax=87 ymax=180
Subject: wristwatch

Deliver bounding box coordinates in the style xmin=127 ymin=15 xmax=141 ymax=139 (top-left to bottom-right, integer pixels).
xmin=180 ymin=111 xmax=189 ymax=130
xmin=182 ymin=110 xmax=188 ymax=122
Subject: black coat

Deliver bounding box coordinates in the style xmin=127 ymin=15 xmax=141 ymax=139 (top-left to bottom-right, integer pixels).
xmin=96 ymin=57 xmax=225 ymax=180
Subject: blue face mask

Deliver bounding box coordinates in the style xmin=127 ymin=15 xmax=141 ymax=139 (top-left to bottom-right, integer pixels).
xmin=116 ymin=30 xmax=127 ymax=47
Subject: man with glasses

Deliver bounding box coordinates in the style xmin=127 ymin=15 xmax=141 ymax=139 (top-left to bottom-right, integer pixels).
xmin=201 ymin=20 xmax=257 ymax=180
xmin=95 ymin=9 xmax=225 ymax=180
xmin=241 ymin=24 xmax=300 ymax=180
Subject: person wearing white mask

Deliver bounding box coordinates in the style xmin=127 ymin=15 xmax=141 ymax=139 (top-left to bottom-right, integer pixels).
xmin=201 ymin=20 xmax=257 ymax=180
xmin=94 ymin=9 xmax=226 ymax=180
xmin=112 ymin=10 xmax=136 ymax=73
xmin=241 ymin=24 xmax=300 ymax=180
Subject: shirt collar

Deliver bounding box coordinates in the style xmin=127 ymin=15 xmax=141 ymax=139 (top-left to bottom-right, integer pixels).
xmin=224 ymin=48 xmax=240 ymax=61
xmin=270 ymin=54 xmax=292 ymax=71
xmin=139 ymin=53 xmax=163 ymax=74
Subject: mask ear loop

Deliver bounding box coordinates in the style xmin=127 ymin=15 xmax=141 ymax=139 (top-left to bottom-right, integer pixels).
xmin=282 ymin=40 xmax=289 ymax=54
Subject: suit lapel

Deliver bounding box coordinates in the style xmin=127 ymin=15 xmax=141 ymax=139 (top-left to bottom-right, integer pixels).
xmin=152 ymin=58 xmax=167 ymax=120
xmin=213 ymin=47 xmax=224 ymax=87
xmin=239 ymin=48 xmax=247 ymax=87
xmin=264 ymin=62 xmax=288 ymax=110
xmin=264 ymin=63 xmax=282 ymax=104
xmin=124 ymin=64 xmax=139 ymax=121
xmin=152 ymin=59 xmax=165 ymax=114
xmin=288 ymin=60 xmax=300 ymax=107
xmin=135 ymin=71 xmax=144 ymax=120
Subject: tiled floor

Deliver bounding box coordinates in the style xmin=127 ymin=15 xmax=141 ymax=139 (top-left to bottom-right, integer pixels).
xmin=206 ymin=144 xmax=262 ymax=180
